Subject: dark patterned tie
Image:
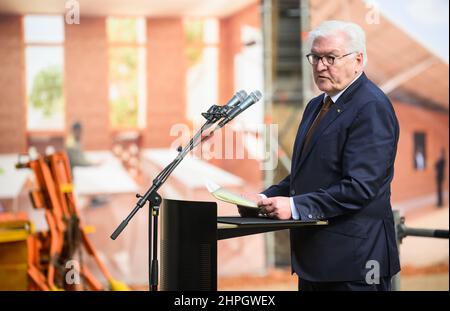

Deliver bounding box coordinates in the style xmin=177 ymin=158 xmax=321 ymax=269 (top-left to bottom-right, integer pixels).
xmin=301 ymin=96 xmax=334 ymax=154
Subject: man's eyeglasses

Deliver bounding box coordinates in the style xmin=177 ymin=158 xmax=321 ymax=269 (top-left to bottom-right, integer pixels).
xmin=306 ymin=52 xmax=356 ymax=66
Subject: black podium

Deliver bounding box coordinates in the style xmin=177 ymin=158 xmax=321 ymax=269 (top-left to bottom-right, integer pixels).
xmin=160 ymin=198 xmax=327 ymax=291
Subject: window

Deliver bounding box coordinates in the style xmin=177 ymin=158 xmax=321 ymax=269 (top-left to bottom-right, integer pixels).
xmin=24 ymin=15 xmax=65 ymax=131
xmin=414 ymin=132 xmax=426 ymax=170
xmin=185 ymin=18 xmax=218 ymax=121
xmin=107 ymin=17 xmax=146 ymax=129
xmin=234 ymin=25 xmax=264 ymax=129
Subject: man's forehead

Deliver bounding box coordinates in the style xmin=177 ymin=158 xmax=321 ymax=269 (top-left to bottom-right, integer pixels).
xmin=310 ymin=46 xmax=343 ymax=55
xmin=310 ymin=34 xmax=347 ymax=53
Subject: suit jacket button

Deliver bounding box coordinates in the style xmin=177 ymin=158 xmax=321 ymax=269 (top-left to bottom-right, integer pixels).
xmin=290 ymin=190 xmax=296 ymax=195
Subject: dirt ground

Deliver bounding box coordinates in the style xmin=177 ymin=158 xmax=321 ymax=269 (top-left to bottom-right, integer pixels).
xmin=217 ymin=265 xmax=449 ymax=291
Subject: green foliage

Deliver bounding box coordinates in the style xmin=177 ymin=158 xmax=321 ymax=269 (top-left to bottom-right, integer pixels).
xmin=185 ymin=20 xmax=204 ymax=66
xmin=110 ymin=47 xmax=139 ymax=128
xmin=107 ymin=18 xmax=137 ymax=43
xmin=111 ymin=97 xmax=138 ymax=127
xmin=186 ymin=47 xmax=203 ymax=67
xmin=185 ymin=20 xmax=203 ymax=44
xmin=29 ymin=65 xmax=63 ymax=116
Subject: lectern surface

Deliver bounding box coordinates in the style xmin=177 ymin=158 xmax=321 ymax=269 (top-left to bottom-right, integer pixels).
xmin=217 ymin=216 xmax=327 ymax=240
xmin=218 ymin=216 xmax=325 ymax=226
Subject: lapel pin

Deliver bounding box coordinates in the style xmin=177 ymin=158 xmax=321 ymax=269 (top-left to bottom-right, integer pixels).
xmin=337 ymin=109 xmax=341 ymax=113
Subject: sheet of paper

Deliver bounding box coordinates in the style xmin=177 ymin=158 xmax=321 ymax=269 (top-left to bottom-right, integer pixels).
xmin=205 ymin=180 xmax=259 ymax=209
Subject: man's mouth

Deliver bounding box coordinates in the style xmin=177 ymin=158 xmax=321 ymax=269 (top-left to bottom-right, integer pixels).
xmin=318 ymin=76 xmax=330 ymax=80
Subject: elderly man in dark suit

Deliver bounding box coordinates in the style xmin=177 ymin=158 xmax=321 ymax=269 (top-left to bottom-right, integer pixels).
xmin=240 ymin=20 xmax=400 ymax=291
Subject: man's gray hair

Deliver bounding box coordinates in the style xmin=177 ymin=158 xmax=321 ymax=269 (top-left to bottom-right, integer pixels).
xmin=307 ymin=20 xmax=368 ymax=67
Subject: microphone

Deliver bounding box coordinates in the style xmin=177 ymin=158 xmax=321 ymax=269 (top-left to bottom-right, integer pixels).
xmin=202 ymin=90 xmax=247 ymax=123
xmin=223 ymin=90 xmax=248 ymax=110
xmin=217 ymin=90 xmax=262 ymax=128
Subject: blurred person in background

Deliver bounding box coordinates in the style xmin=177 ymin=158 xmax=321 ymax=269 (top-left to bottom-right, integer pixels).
xmin=65 ymin=121 xmax=95 ymax=170
xmin=65 ymin=121 xmax=106 ymax=207
xmin=435 ymin=148 xmax=446 ymax=207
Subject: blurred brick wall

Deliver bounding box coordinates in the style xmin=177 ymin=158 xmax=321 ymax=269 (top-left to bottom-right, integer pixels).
xmin=65 ymin=17 xmax=110 ymax=150
xmin=0 ymin=16 xmax=26 ymax=153
xmin=392 ymin=103 xmax=449 ymax=202
xmin=143 ymin=18 xmax=187 ymax=148
xmin=214 ymin=3 xmax=263 ymax=186
xmin=219 ymin=2 xmax=260 ymax=105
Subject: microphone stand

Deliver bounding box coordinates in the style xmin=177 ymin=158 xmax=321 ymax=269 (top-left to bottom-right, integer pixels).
xmin=110 ymin=105 xmax=228 ymax=291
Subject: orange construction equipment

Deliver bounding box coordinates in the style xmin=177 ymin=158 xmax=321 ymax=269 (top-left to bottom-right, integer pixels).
xmin=17 ymin=151 xmax=128 ymax=291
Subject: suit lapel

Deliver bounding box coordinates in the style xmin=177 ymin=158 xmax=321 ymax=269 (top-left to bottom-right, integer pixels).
xmin=291 ymin=73 xmax=368 ymax=180
xmin=291 ymin=97 xmax=323 ymax=171
xmin=294 ymin=101 xmax=345 ymax=172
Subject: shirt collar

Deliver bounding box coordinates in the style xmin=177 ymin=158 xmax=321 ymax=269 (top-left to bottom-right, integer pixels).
xmin=323 ymin=72 xmax=363 ymax=103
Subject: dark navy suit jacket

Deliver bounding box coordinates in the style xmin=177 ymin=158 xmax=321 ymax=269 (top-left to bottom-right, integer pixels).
xmin=262 ymin=73 xmax=401 ymax=282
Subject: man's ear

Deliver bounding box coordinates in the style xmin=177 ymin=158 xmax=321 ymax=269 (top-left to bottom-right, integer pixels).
xmin=355 ymin=52 xmax=364 ymax=72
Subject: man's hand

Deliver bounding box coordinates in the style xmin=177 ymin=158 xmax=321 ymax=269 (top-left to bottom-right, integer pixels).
xmin=237 ymin=193 xmax=263 ymax=217
xmin=237 ymin=206 xmax=260 ymax=217
xmin=257 ymin=196 xmax=292 ymax=220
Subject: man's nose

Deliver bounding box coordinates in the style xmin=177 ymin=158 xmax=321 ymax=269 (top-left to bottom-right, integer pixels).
xmin=315 ymin=59 xmax=328 ymax=71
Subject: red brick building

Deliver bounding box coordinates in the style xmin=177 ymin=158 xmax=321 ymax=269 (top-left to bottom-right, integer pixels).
xmin=0 ymin=0 xmax=263 ymax=184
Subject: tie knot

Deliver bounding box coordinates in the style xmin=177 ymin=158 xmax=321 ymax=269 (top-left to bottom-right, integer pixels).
xmin=323 ymin=96 xmax=333 ymax=110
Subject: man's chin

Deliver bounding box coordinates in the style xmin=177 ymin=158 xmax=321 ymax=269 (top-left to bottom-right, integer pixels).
xmin=317 ymin=84 xmax=332 ymax=93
